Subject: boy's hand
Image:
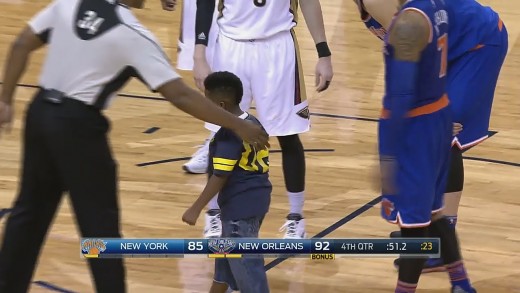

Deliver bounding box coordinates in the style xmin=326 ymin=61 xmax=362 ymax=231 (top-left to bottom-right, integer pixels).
xmin=182 ymin=207 xmax=202 ymax=226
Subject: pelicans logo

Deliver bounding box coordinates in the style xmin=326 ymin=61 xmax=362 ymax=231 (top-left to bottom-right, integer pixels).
xmin=208 ymin=239 xmax=236 ymax=254
xmin=81 ymin=239 xmax=107 ymax=258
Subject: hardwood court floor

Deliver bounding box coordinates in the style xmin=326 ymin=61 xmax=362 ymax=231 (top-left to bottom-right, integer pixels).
xmin=0 ymin=0 xmax=519 ymax=292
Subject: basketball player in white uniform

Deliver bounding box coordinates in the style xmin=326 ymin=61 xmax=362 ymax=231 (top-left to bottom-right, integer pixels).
xmin=176 ymin=0 xmax=218 ymax=71
xmin=192 ymin=0 xmax=334 ymax=239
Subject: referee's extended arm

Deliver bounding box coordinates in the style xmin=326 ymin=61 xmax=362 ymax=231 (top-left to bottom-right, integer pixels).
xmin=158 ymin=79 xmax=269 ymax=148
xmin=0 ymin=27 xmax=45 ymax=133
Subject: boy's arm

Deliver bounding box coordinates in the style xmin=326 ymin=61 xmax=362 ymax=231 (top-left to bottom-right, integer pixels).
xmin=183 ymin=174 xmax=228 ymax=225
xmin=182 ymin=130 xmax=243 ymax=226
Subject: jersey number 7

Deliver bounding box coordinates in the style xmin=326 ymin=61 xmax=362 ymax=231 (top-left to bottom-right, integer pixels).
xmin=437 ymin=33 xmax=448 ymax=78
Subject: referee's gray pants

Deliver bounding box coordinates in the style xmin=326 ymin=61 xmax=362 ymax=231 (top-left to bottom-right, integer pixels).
xmin=0 ymin=89 xmax=125 ymax=293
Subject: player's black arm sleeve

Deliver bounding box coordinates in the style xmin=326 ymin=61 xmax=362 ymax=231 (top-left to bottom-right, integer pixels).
xmin=195 ymin=0 xmax=216 ymax=46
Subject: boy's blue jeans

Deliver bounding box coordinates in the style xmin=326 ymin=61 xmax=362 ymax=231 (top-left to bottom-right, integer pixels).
xmin=214 ymin=216 xmax=269 ymax=293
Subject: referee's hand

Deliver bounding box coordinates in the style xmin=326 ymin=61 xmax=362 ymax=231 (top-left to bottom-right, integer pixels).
xmin=0 ymin=101 xmax=13 ymax=137
xmin=234 ymin=120 xmax=270 ymax=149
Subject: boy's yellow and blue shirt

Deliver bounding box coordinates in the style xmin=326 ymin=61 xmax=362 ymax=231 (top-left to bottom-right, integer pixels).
xmin=209 ymin=112 xmax=272 ymax=221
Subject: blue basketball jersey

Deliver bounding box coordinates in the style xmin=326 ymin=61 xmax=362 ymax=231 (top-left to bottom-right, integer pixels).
xmin=362 ymin=0 xmax=500 ymax=62
xmin=445 ymin=0 xmax=501 ymax=61
xmin=383 ymin=0 xmax=449 ymax=109
xmin=358 ymin=0 xmax=387 ymax=40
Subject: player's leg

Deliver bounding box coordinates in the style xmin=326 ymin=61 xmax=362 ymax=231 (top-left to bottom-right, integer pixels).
xmin=429 ymin=108 xmax=475 ymax=293
xmin=56 ymin=107 xmax=125 ymax=293
xmin=418 ymin=145 xmax=464 ymax=272
xmin=201 ymin=34 xmax=254 ymax=238
xmin=250 ymin=30 xmax=310 ymax=239
xmin=181 ymin=0 xmax=220 ymax=174
xmin=0 ymin=98 xmax=63 ymax=292
xmin=379 ymin=114 xmax=441 ymax=292
xmin=224 ymin=217 xmax=269 ymax=293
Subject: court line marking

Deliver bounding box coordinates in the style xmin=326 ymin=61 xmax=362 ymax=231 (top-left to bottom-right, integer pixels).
xmin=33 ymin=281 xmax=76 ymax=293
xmin=136 ymin=149 xmax=335 ymax=167
xmin=265 ymin=195 xmax=383 ymax=270
xmin=143 ymin=127 xmax=160 ymax=134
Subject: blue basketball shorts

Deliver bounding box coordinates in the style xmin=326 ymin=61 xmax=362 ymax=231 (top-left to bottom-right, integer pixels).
xmin=379 ymin=107 xmax=452 ymax=227
xmin=448 ymin=25 xmax=508 ymax=149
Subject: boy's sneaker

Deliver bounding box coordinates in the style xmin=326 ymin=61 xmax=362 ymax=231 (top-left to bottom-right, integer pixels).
xmin=204 ymin=209 xmax=222 ymax=238
xmin=280 ymin=213 xmax=306 ymax=239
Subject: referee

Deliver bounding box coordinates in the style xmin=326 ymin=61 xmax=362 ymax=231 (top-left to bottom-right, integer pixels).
xmin=0 ymin=0 xmax=268 ymax=292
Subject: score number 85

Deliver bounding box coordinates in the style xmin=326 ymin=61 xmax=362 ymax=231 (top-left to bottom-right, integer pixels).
xmin=314 ymin=241 xmax=331 ymax=251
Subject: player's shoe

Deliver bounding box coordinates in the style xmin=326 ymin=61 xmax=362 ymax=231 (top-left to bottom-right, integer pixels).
xmin=203 ymin=209 xmax=222 ymax=238
xmin=390 ymin=231 xmax=401 ymax=238
xmin=280 ymin=213 xmax=306 ymax=239
xmin=183 ymin=140 xmax=210 ymax=174
xmin=451 ymin=286 xmax=477 ymax=293
xmin=393 ymin=257 xmax=447 ymax=273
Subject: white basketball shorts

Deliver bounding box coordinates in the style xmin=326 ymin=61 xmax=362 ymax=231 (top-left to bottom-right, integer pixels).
xmin=177 ymin=0 xmax=218 ymax=70
xmin=205 ymin=30 xmax=310 ymax=136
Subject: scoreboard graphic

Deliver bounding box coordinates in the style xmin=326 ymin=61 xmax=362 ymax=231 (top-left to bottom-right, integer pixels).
xmin=80 ymin=238 xmax=440 ymax=259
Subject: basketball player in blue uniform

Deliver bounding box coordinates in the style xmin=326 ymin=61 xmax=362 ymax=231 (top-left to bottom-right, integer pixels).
xmin=182 ymin=72 xmax=272 ymax=293
xmin=356 ymin=0 xmax=508 ymax=272
xmin=379 ymin=0 xmax=476 ymax=292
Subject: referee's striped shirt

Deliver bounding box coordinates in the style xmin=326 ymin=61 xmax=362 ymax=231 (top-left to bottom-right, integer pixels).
xmin=29 ymin=0 xmax=180 ymax=109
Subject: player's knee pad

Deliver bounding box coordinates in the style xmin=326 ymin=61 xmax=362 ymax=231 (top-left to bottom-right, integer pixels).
xmin=445 ymin=146 xmax=464 ymax=193
xmin=277 ymin=134 xmax=303 ymax=152
xmin=400 ymin=226 xmax=429 ymax=238
xmin=428 ymin=217 xmax=461 ymax=264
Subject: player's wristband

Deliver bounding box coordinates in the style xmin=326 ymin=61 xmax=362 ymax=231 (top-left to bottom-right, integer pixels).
xmin=316 ymin=42 xmax=332 ymax=58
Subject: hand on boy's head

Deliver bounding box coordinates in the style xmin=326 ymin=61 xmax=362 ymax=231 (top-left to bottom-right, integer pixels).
xmin=182 ymin=207 xmax=201 ymax=226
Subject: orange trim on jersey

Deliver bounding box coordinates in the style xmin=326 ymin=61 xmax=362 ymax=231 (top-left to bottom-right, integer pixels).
xmin=402 ymin=7 xmax=433 ymax=43
xmin=380 ymin=94 xmax=449 ymax=119
xmin=469 ymin=19 xmax=504 ymax=52
xmin=471 ymin=44 xmax=485 ymax=51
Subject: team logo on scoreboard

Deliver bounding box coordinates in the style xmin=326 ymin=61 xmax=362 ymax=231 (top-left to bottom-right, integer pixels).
xmin=81 ymin=239 xmax=107 ymax=258
xmin=208 ymin=239 xmax=236 ymax=254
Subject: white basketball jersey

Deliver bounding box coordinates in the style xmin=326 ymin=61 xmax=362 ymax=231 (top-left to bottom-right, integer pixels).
xmin=217 ymin=0 xmax=298 ymax=40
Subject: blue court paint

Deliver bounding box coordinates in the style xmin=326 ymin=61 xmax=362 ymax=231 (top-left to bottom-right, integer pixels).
xmin=33 ymin=281 xmax=77 ymax=293
xmin=264 ymin=196 xmax=382 ymax=271
xmin=143 ymin=127 xmax=160 ymax=134
xmin=136 ymin=149 xmax=335 ymax=167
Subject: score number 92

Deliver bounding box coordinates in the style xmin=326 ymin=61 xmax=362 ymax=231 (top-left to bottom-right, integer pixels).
xmin=314 ymin=241 xmax=331 ymax=251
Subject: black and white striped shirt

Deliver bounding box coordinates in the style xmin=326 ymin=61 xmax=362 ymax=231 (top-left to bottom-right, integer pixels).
xmin=29 ymin=0 xmax=179 ymax=109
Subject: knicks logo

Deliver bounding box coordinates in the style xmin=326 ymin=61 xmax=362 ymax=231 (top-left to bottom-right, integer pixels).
xmin=381 ymin=199 xmax=395 ymax=217
xmin=81 ymin=239 xmax=107 ymax=256
xmin=297 ymin=107 xmax=310 ymax=119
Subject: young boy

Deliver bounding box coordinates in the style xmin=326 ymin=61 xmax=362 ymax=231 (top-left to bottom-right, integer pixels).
xmin=182 ymin=71 xmax=271 ymax=293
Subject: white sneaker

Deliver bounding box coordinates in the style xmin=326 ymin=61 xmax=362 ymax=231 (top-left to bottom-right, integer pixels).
xmin=279 ymin=214 xmax=306 ymax=239
xmin=204 ymin=211 xmax=222 ymax=238
xmin=183 ymin=140 xmax=210 ymax=174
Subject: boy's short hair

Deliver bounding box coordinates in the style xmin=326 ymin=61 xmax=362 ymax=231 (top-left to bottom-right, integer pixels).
xmin=204 ymin=71 xmax=243 ymax=105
